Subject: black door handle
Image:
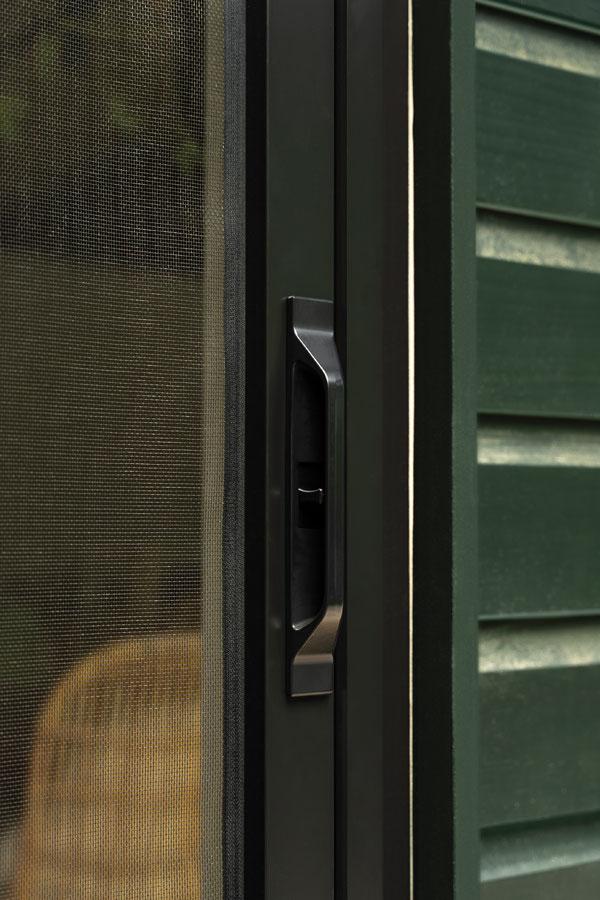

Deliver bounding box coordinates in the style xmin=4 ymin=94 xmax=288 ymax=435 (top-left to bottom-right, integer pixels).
xmin=287 ymin=296 xmax=345 ymax=697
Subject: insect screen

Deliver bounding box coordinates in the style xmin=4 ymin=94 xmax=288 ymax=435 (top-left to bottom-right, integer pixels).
xmin=0 ymin=1 xmax=242 ymax=897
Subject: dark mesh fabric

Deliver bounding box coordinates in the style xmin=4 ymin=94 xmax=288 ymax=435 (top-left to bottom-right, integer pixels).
xmin=0 ymin=2 xmax=225 ymax=896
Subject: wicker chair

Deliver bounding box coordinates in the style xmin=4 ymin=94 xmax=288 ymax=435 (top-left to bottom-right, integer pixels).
xmin=14 ymin=632 xmax=200 ymax=900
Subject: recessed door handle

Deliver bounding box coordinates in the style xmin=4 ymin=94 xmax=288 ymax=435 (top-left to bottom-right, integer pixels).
xmin=287 ymin=296 xmax=345 ymax=698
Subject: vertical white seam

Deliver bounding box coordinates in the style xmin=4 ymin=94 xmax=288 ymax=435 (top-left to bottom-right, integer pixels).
xmin=407 ymin=0 xmax=415 ymax=897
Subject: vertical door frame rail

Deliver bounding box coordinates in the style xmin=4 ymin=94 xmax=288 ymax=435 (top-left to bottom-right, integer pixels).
xmin=245 ymin=0 xmax=337 ymax=897
xmin=412 ymin=1 xmax=479 ymax=899
xmin=340 ymin=0 xmax=411 ymax=897
xmin=340 ymin=0 xmax=480 ymax=895
xmin=245 ymin=0 xmax=479 ymax=896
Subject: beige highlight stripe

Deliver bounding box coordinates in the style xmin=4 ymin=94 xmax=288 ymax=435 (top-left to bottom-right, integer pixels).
xmin=478 ymin=421 xmax=600 ymax=469
xmin=476 ymin=7 xmax=600 ymax=78
xmin=477 ymin=211 xmax=600 ymax=273
xmin=480 ymin=620 xmax=600 ymax=674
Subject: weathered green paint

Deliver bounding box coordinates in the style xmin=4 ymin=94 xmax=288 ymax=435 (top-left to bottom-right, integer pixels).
xmin=477 ymin=51 xmax=600 ymax=226
xmin=478 ymin=260 xmax=600 ymax=419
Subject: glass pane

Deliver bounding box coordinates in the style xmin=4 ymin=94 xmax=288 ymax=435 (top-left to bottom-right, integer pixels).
xmin=0 ymin=1 xmax=233 ymax=896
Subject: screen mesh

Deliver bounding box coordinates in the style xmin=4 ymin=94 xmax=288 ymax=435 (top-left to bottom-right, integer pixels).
xmin=0 ymin=1 xmax=227 ymax=897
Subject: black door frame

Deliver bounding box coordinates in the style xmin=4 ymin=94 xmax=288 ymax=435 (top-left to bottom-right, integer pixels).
xmin=338 ymin=0 xmax=411 ymax=897
xmin=244 ymin=0 xmax=479 ymax=897
xmin=412 ymin=2 xmax=479 ymax=898
xmin=245 ymin=0 xmax=337 ymax=897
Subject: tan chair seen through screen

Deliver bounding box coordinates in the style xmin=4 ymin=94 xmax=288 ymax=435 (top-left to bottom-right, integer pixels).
xmin=14 ymin=632 xmax=200 ymax=900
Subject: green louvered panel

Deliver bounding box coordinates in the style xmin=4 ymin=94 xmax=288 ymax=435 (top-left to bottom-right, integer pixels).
xmin=482 ymin=864 xmax=600 ymax=900
xmin=480 ymin=627 xmax=600 ymax=889
xmin=479 ymin=462 xmax=600 ymax=618
xmin=478 ymin=260 xmax=600 ymax=419
xmin=481 ymin=644 xmax=600 ymax=826
xmin=476 ymin=2 xmax=600 ymax=896
xmin=477 ymin=52 xmax=600 ymax=226
xmin=482 ymin=814 xmax=600 ymax=900
xmin=480 ymin=0 xmax=600 ymax=33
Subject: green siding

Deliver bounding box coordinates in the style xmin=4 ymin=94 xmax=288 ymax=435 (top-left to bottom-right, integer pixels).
xmin=476 ymin=2 xmax=600 ymax=895
xmin=481 ymin=814 xmax=600 ymax=898
xmin=479 ymin=260 xmax=600 ymax=419
xmin=481 ymin=663 xmax=600 ymax=825
xmin=480 ymin=0 xmax=600 ymax=33
xmin=480 ymin=465 xmax=600 ymax=617
xmin=482 ymin=813 xmax=600 ymax=879
xmin=482 ymin=863 xmax=600 ymax=900
xmin=477 ymin=52 xmax=600 ymax=226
